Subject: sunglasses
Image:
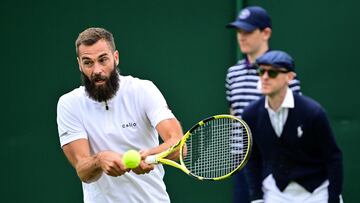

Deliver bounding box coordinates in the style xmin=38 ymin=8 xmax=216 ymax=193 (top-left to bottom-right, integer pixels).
xmin=257 ymin=68 xmax=289 ymax=78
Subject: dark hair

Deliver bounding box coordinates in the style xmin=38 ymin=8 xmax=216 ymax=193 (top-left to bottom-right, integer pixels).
xmin=75 ymin=27 xmax=116 ymax=56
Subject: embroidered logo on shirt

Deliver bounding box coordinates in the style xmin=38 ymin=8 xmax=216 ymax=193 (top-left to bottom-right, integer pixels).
xmin=297 ymin=126 xmax=303 ymax=138
xmin=122 ymin=122 xmax=137 ymax=128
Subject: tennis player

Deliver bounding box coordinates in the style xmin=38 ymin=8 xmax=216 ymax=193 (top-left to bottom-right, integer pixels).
xmin=242 ymin=50 xmax=343 ymax=203
xmin=56 ymin=27 xmax=183 ymax=203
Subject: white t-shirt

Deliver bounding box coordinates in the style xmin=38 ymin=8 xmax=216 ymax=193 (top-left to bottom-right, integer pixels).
xmin=57 ymin=75 xmax=175 ymax=203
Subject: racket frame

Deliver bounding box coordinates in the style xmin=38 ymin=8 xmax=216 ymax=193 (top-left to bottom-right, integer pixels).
xmin=145 ymin=114 xmax=252 ymax=181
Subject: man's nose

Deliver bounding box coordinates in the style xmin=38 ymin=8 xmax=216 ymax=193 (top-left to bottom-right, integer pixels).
xmin=93 ymin=62 xmax=103 ymax=74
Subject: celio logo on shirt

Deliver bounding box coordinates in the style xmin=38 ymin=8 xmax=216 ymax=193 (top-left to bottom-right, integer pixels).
xmin=122 ymin=122 xmax=137 ymax=128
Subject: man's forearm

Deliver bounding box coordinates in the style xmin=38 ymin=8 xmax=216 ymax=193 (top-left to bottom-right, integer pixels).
xmin=76 ymin=154 xmax=103 ymax=183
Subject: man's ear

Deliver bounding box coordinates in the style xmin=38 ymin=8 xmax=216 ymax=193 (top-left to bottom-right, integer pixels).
xmin=114 ymin=50 xmax=119 ymax=66
xmin=77 ymin=57 xmax=82 ymax=72
xmin=287 ymin=72 xmax=295 ymax=82
xmin=262 ymin=27 xmax=272 ymax=41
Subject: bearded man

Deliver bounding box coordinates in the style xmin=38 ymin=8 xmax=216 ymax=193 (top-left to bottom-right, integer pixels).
xmin=56 ymin=27 xmax=183 ymax=203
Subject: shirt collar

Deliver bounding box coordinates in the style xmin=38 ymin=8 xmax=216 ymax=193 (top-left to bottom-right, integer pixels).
xmin=265 ymin=87 xmax=294 ymax=110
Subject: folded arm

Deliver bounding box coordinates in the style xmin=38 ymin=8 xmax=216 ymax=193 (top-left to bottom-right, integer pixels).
xmin=62 ymin=138 xmax=128 ymax=183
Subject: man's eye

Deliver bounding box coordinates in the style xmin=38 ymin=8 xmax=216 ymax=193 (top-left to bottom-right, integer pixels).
xmin=99 ymin=58 xmax=108 ymax=64
xmin=83 ymin=61 xmax=93 ymax=66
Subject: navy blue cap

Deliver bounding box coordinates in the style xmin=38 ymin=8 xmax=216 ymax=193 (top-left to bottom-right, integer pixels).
xmin=255 ymin=50 xmax=295 ymax=72
xmin=227 ymin=6 xmax=272 ymax=32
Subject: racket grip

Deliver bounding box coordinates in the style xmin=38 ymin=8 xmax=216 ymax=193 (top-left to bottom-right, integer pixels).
xmin=144 ymin=155 xmax=158 ymax=164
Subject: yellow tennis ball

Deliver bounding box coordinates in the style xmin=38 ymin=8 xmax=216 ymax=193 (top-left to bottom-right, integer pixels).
xmin=123 ymin=150 xmax=141 ymax=168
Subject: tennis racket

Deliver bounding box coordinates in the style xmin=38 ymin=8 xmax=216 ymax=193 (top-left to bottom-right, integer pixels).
xmin=145 ymin=114 xmax=252 ymax=180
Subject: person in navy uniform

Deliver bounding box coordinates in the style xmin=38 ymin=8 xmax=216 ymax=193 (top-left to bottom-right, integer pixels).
xmin=242 ymin=50 xmax=343 ymax=203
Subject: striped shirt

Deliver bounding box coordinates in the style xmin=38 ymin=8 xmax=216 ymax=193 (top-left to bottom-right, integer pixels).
xmin=225 ymin=58 xmax=301 ymax=118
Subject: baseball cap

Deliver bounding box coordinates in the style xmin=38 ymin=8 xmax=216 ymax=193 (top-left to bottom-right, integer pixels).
xmin=255 ymin=50 xmax=295 ymax=72
xmin=227 ymin=6 xmax=272 ymax=32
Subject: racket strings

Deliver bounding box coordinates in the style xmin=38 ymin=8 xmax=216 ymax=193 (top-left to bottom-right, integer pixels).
xmin=182 ymin=118 xmax=249 ymax=179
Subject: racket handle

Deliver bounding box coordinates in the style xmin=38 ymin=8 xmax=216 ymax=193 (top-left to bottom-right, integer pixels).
xmin=144 ymin=155 xmax=158 ymax=164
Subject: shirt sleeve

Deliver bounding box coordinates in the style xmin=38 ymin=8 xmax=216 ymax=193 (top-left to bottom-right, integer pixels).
xmin=57 ymin=95 xmax=87 ymax=147
xmin=289 ymin=76 xmax=301 ymax=94
xmin=225 ymin=69 xmax=232 ymax=105
xmin=140 ymin=81 xmax=175 ymax=128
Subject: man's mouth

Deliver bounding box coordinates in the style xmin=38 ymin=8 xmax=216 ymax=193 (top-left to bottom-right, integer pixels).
xmin=92 ymin=75 xmax=107 ymax=83
xmin=93 ymin=78 xmax=106 ymax=85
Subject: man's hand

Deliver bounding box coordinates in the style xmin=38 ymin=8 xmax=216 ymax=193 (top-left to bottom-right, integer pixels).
xmin=97 ymin=151 xmax=130 ymax=177
xmin=130 ymin=150 xmax=154 ymax=175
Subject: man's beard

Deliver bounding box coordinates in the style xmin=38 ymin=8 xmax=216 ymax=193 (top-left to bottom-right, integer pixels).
xmin=82 ymin=64 xmax=120 ymax=102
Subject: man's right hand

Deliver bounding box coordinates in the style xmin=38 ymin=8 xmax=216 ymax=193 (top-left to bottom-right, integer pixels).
xmin=97 ymin=151 xmax=130 ymax=177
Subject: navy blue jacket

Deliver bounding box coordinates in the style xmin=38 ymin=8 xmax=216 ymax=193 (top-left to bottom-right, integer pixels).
xmin=242 ymin=93 xmax=343 ymax=203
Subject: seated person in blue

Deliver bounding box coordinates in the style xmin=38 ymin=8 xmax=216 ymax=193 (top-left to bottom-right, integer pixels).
xmin=242 ymin=50 xmax=343 ymax=203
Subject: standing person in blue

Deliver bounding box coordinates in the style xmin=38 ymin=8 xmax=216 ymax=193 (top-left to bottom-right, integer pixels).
xmin=225 ymin=6 xmax=301 ymax=203
xmin=242 ymin=50 xmax=343 ymax=203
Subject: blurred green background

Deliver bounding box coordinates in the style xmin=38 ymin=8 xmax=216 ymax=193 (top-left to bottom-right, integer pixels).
xmin=1 ymin=0 xmax=358 ymax=202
